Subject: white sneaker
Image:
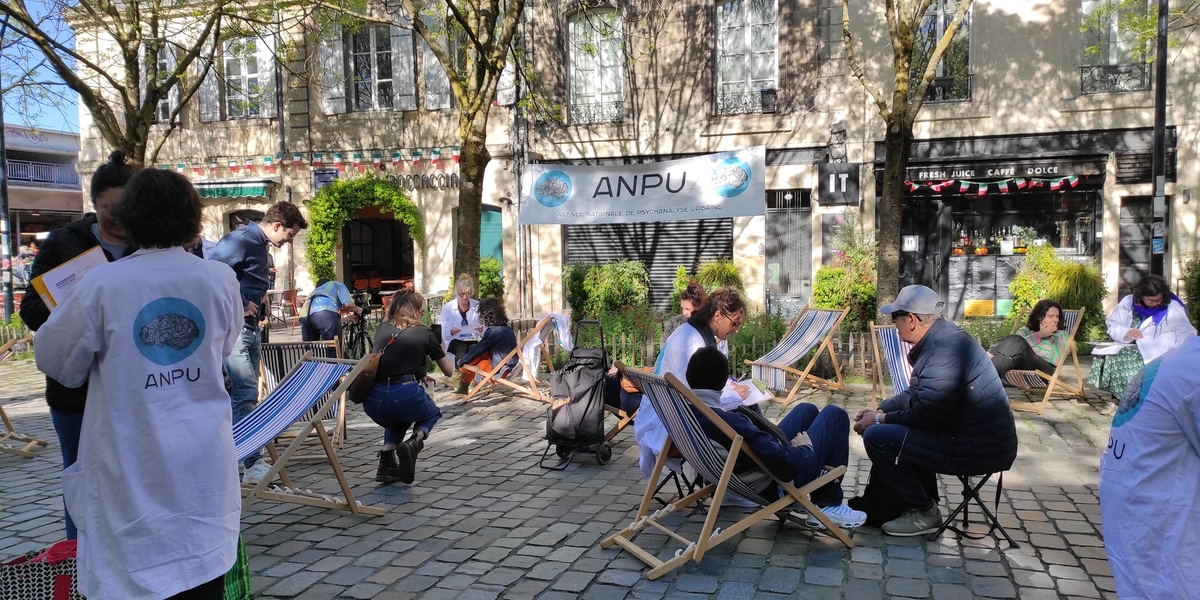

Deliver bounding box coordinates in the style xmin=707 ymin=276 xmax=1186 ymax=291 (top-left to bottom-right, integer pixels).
xmin=806 ymin=504 xmax=867 ymax=529
xmin=242 ymin=461 xmax=273 ymax=485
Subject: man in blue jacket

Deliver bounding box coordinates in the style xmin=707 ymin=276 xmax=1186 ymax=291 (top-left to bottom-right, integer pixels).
xmin=853 ymin=285 xmax=1017 ymax=536
xmin=685 ymin=347 xmax=867 ymax=529
xmin=208 ymin=202 xmax=307 ymax=483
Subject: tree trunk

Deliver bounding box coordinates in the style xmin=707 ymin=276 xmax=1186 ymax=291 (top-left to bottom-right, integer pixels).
xmin=876 ymin=112 xmax=914 ymax=323
xmin=455 ymin=111 xmax=490 ymax=286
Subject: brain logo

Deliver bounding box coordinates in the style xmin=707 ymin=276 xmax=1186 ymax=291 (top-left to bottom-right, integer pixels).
xmin=132 ymin=297 xmax=206 ymax=365
xmin=533 ymin=170 xmax=573 ymax=207
xmin=711 ymin=157 xmax=752 ymax=198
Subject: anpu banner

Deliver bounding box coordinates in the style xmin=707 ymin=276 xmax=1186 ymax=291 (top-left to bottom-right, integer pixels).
xmin=519 ymin=146 xmax=766 ymax=225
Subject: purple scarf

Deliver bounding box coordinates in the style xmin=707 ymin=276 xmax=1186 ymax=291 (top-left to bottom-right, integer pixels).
xmin=1133 ymin=293 xmax=1185 ymax=326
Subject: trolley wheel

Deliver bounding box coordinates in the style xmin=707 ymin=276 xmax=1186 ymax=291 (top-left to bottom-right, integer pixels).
xmin=596 ymin=443 xmax=612 ymax=465
xmin=556 ymin=445 xmax=572 ymax=459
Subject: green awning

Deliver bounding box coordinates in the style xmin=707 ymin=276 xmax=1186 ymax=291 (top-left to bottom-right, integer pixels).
xmin=197 ymin=182 xmax=269 ymax=198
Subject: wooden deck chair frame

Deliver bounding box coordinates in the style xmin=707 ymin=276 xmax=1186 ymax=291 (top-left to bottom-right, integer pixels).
xmin=239 ymin=353 xmax=384 ymax=517
xmin=745 ymin=306 xmax=850 ymax=405
xmin=259 ymin=339 xmax=346 ymax=460
xmin=1005 ymin=307 xmax=1086 ymax=416
xmin=0 ymin=334 xmax=48 ymax=458
xmin=602 ymin=363 xmax=852 ymax=580
xmin=869 ymin=324 xmax=914 ymax=410
xmin=462 ymin=315 xmax=556 ymax=402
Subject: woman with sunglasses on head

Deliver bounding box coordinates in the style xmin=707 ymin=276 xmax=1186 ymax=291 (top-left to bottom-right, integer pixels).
xmin=632 ymin=287 xmax=749 ymax=479
xmin=1088 ymin=275 xmax=1195 ymax=399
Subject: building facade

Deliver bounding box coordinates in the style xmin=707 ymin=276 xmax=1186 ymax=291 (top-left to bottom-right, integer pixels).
xmin=4 ymin=126 xmax=82 ymax=252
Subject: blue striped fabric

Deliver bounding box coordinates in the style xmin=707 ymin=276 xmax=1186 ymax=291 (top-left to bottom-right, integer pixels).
xmin=261 ymin=342 xmax=341 ymax=423
xmin=751 ymin=309 xmax=843 ymax=390
xmin=234 ymin=361 xmax=351 ymax=462
xmin=875 ymin=326 xmax=914 ymax=395
xmin=628 ymin=370 xmax=767 ymax=505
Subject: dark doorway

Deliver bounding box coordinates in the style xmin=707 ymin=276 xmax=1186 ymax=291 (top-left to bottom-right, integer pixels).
xmin=1119 ymin=196 xmax=1152 ymax=298
xmin=766 ymin=189 xmax=812 ymax=318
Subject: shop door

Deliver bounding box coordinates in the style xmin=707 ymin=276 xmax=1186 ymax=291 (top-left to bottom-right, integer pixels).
xmin=766 ymin=189 xmax=811 ymax=317
xmin=480 ymin=206 xmax=503 ymax=266
xmin=1119 ymin=196 xmax=1152 ymax=298
xmin=564 ymin=218 xmax=734 ymax=312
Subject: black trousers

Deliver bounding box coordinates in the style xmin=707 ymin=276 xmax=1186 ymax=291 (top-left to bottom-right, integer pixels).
xmin=166 ymin=574 xmax=224 ymax=600
xmin=988 ymin=334 xmax=1055 ymax=377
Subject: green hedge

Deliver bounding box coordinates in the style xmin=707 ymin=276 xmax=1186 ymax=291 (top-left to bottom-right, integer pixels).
xmin=563 ymin=260 xmax=651 ymax=318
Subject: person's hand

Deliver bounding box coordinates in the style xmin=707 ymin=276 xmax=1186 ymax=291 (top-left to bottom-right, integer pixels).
xmin=854 ymin=408 xmax=873 ymax=422
xmin=1126 ymin=328 xmax=1144 ymax=340
xmin=422 ymin=376 xmax=437 ymax=388
xmin=732 ymin=382 xmax=750 ymax=400
xmin=244 ymin=301 xmax=258 ymax=318
xmin=853 ymin=411 xmax=880 ymax=436
xmin=451 ymin=327 xmax=462 ymax=335
xmin=474 ymin=324 xmax=485 ymax=333
xmin=790 ymin=431 xmax=813 ymax=448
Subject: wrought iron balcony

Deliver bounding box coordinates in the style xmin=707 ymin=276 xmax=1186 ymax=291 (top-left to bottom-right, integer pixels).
xmin=569 ymin=101 xmax=624 ymax=125
xmin=1080 ymin=63 xmax=1150 ymax=95
xmin=911 ymin=74 xmax=973 ymax=104
xmin=716 ymin=88 xmax=778 ymax=116
xmin=4 ymin=159 xmax=80 ymax=188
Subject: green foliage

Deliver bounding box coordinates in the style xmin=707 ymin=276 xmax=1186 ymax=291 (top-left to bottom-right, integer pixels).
xmin=695 ymin=258 xmax=744 ymax=293
xmin=443 ymin=256 xmax=504 ymax=301
xmin=810 ymin=210 xmax=877 ymax=331
xmin=5 ymin=313 xmax=24 ymax=330
xmin=1183 ymin=253 xmax=1200 ymax=330
xmin=670 ymin=265 xmax=690 ymax=309
xmin=583 ymin=260 xmax=651 ymax=315
xmin=958 ymin=318 xmax=1011 ymax=349
xmin=563 ymin=262 xmax=596 ymax=315
xmin=305 ymin=174 xmax=424 ymax=281
xmin=1006 ymin=244 xmax=1057 ymax=319
xmin=1046 ymin=260 xmax=1108 ymax=341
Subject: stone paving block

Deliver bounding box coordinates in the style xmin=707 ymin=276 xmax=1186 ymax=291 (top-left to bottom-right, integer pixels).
xmin=885 ymin=558 xmax=927 ymax=578
xmin=292 ymin=583 xmax=344 ymax=599
xmin=392 ymin=574 xmax=438 ymax=592
xmin=802 ymin=566 xmax=842 ymax=587
xmin=366 ymin=566 xmax=410 ymax=586
xmin=973 ymin=576 xmax=1018 ymax=598
xmin=504 ymin=579 xmax=550 ymax=598
xmin=967 ymin=559 xmax=1010 ymax=576
xmin=527 ymin=561 xmax=570 ymax=581
xmin=674 ymin=574 xmax=719 ymax=594
xmin=551 ymin=570 xmax=595 ymax=592
xmin=851 ymin=546 xmax=883 ymax=564
xmin=1056 ymin=578 xmax=1100 ymax=597
xmin=843 ymin=577 xmax=883 ymax=600
xmin=932 ymin=582 xmax=973 ymax=600
xmin=928 ymin=567 xmax=970 ymax=584
xmin=341 ymin=582 xmax=386 ymax=599
xmin=261 ymin=570 xmax=324 ymax=596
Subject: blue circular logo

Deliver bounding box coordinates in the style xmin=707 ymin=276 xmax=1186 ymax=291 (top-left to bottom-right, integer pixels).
xmin=533 ymin=170 xmax=573 ymax=207
xmin=133 ymin=297 xmax=206 ymax=366
xmin=711 ymin=157 xmax=751 ymax=198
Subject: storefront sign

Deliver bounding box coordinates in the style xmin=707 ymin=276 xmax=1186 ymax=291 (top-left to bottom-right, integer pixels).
xmin=519 ymin=147 xmax=766 ymax=225
xmin=312 ymin=168 xmax=339 ymax=191
xmin=818 ymin=163 xmax=861 ymax=205
xmin=906 ymin=159 xmax=1105 ymax=181
xmin=388 ymin=172 xmax=459 ymax=191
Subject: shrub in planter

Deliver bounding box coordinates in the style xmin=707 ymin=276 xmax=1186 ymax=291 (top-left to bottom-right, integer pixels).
xmin=812 ymin=266 xmax=877 ymax=332
xmin=583 ymin=260 xmax=651 ymax=316
xmin=563 ymin=262 xmax=595 ymax=316
xmin=696 ymin=258 xmax=744 ymax=293
xmin=1045 ymin=260 xmax=1107 ymax=341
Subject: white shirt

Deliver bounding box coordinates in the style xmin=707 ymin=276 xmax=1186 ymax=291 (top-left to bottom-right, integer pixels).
xmin=36 ymin=247 xmax=243 ymax=600
xmin=438 ymin=297 xmax=480 ymax=362
xmin=1105 ymin=294 xmax=1196 ymax=363
xmin=1099 ymin=335 xmax=1200 ymax=599
xmin=633 ymin=322 xmax=727 ymax=478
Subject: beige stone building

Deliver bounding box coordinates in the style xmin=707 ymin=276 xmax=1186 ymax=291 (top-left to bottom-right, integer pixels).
xmin=74 ymin=0 xmax=1200 ymax=317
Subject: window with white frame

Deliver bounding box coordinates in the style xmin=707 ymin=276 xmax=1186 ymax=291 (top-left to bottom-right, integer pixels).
xmin=715 ymin=0 xmax=777 ymax=116
xmin=352 ymin=24 xmax=395 ymax=110
xmin=153 ymin=46 xmax=178 ymax=123
xmin=568 ymin=9 xmax=624 ymax=125
xmin=911 ymin=0 xmax=971 ymax=104
xmin=224 ymin=38 xmax=263 ymax=118
xmin=1080 ymin=0 xmax=1149 ymax=93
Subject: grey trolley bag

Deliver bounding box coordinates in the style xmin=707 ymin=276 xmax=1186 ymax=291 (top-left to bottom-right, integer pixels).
xmin=540 ymin=319 xmax=611 ymax=469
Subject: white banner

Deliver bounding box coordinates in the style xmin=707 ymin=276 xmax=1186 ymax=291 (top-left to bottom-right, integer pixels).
xmin=519 ymin=146 xmax=766 ymax=225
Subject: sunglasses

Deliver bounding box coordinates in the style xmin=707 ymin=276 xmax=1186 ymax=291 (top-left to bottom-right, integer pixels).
xmin=722 ymin=311 xmax=744 ymax=329
xmin=890 ymin=311 xmax=911 ymax=323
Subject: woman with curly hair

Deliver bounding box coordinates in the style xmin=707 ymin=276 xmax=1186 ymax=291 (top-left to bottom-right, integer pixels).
xmin=987 ymin=299 xmax=1069 ymax=378
xmin=454 ymin=298 xmax=518 ymax=393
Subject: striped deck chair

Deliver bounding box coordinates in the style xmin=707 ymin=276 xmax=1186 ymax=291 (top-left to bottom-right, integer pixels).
xmin=463 ymin=315 xmax=557 ymax=402
xmin=236 ymin=353 xmax=384 ymax=516
xmin=260 ymin=340 xmax=346 ymax=458
xmin=602 ymin=363 xmax=852 ymax=580
xmin=1005 ymin=307 xmax=1085 ymax=416
xmin=745 ymin=307 xmax=850 ymax=405
xmin=0 ymin=334 xmax=48 ymax=458
xmin=870 ymin=324 xmax=914 ymax=410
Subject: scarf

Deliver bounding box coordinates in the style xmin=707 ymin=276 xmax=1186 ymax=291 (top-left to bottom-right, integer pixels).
xmin=1133 ymin=293 xmax=1185 ymax=327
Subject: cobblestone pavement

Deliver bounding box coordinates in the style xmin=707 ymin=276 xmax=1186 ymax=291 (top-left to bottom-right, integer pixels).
xmin=1 ymin=352 xmax=1119 ymax=600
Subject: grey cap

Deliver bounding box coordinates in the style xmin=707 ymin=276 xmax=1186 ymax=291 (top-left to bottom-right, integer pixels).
xmin=879 ymin=285 xmax=945 ymax=316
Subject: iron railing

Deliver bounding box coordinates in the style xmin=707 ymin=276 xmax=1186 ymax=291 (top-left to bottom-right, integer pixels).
xmin=569 ymin=100 xmax=624 ymax=125
xmin=1080 ymin=63 xmax=1150 ymax=95
xmin=4 ymin=159 xmax=80 ymax=187
xmin=716 ymin=88 xmax=778 ymax=116
xmin=911 ymin=74 xmax=973 ymax=104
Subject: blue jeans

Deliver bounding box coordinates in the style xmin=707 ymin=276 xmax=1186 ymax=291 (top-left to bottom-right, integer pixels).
xmin=863 ymin=424 xmax=947 ymax=512
xmin=224 ymin=324 xmax=261 ymax=468
xmin=777 ymin=403 xmax=850 ymax=507
xmin=362 ymin=380 xmax=442 ymax=445
xmin=301 ymin=310 xmax=343 ymax=342
xmin=50 ymin=407 xmax=84 ymax=540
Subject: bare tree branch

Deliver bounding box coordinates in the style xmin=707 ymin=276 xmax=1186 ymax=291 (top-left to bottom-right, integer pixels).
xmin=907 ymin=0 xmax=971 ymax=125
xmin=842 ymin=0 xmax=890 ymax=120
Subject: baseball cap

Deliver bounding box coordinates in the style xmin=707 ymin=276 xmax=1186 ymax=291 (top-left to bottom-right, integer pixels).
xmin=879 ymin=285 xmax=945 ymax=316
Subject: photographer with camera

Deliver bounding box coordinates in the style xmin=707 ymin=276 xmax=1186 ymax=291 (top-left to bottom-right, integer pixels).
xmin=300 ymin=277 xmax=361 ymax=342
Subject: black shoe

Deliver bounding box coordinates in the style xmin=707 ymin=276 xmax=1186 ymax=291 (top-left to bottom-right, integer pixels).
xmin=375 ymin=449 xmax=401 ymax=483
xmin=396 ymin=436 xmax=424 ymax=484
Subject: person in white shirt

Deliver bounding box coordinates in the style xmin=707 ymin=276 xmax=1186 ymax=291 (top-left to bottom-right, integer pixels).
xmin=439 ymin=273 xmax=482 ymax=392
xmin=35 ymin=168 xmax=243 ymax=600
xmin=1089 ymin=275 xmax=1196 ymax=399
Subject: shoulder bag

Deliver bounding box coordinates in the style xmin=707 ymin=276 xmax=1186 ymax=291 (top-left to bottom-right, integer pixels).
xmin=347 ymin=328 xmax=404 ymax=403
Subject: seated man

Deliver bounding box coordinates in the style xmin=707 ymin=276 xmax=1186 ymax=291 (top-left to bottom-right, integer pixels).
xmin=685 ymin=347 xmax=867 ymax=529
xmin=854 ymin=285 xmax=1017 ymax=536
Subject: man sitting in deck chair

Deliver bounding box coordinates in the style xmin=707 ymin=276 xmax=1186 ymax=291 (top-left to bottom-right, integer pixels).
xmin=685 ymin=347 xmax=867 ymax=529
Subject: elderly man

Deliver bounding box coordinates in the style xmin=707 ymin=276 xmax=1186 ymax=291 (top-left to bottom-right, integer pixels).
xmin=852 ymin=285 xmax=1017 ymax=536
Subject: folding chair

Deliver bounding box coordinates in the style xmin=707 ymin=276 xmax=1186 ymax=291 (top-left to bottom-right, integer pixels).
xmin=236 ymin=353 xmax=384 ymax=516
xmin=0 ymin=334 xmax=48 ymax=458
xmin=1005 ymin=308 xmax=1085 ymax=416
xmin=928 ymin=471 xmax=1018 ymax=548
xmin=870 ymin=324 xmax=914 ymax=410
xmin=745 ymin=307 xmax=850 ymax=405
xmin=602 ymin=364 xmax=852 ymax=580
xmin=462 ymin=315 xmax=557 ymax=402
xmin=260 ymin=340 xmax=346 ymax=459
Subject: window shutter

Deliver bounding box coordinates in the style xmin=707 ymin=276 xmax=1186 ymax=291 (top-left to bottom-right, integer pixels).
xmin=422 ymin=32 xmax=451 ymax=109
xmin=391 ymin=26 xmax=417 ymax=111
xmin=256 ymin=35 xmax=278 ymax=118
xmin=165 ymin=45 xmax=181 ymax=121
xmin=318 ymin=24 xmax=347 ymax=115
xmin=198 ymin=50 xmax=221 ymax=122
xmin=496 ymin=49 xmax=517 ymax=106
xmin=138 ymin=42 xmax=148 ymax=106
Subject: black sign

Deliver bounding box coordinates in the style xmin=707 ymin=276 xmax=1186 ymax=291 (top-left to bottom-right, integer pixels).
xmin=312 ymin=168 xmax=339 ymax=191
xmin=818 ymin=163 xmax=860 ymax=205
xmin=906 ymin=159 xmax=1105 ymax=181
xmin=947 ymin=256 xmax=967 ymax=319
xmin=388 ymin=172 xmax=460 ymax=191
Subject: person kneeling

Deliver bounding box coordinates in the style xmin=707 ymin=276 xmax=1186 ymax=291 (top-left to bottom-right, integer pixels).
xmin=685 ymin=347 xmax=866 ymax=529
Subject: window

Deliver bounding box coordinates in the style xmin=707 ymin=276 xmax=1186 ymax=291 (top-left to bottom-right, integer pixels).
xmin=153 ymin=46 xmax=179 ymax=123
xmin=199 ymin=37 xmax=277 ymax=122
xmin=817 ymin=0 xmax=841 ymax=61
xmin=568 ymin=9 xmax=624 ymax=125
xmin=421 ymin=17 xmax=464 ymax=110
xmin=353 ymin=25 xmax=395 ymax=110
xmin=715 ymin=0 xmax=777 ymax=116
xmin=224 ymin=39 xmax=263 ymax=118
xmin=1080 ymin=0 xmax=1149 ymax=93
xmin=911 ymin=0 xmax=971 ymax=104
